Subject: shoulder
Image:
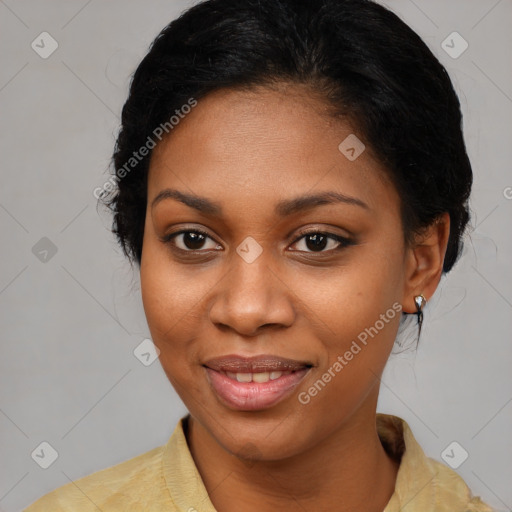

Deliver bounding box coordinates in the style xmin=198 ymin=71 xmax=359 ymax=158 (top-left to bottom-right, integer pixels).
xmin=23 ymin=444 xmax=176 ymax=511
xmin=424 ymin=456 xmax=495 ymax=512
xmin=377 ymin=413 xmax=495 ymax=512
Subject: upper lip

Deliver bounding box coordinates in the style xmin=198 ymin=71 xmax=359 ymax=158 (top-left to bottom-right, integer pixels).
xmin=204 ymin=354 xmax=313 ymax=373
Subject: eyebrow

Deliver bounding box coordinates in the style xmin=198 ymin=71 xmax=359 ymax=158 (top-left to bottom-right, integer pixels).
xmin=151 ymin=188 xmax=369 ymax=216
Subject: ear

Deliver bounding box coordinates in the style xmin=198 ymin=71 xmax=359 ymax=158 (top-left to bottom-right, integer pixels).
xmin=402 ymin=212 xmax=450 ymax=313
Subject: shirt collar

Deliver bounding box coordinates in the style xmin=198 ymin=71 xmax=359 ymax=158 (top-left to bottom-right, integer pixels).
xmin=162 ymin=413 xmax=490 ymax=512
xmin=377 ymin=413 xmax=491 ymax=511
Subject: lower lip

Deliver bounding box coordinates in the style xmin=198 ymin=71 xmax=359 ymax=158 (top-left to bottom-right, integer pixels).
xmin=205 ymin=368 xmax=310 ymax=411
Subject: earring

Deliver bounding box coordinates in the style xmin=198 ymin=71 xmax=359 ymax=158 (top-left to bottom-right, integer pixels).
xmin=414 ymin=294 xmax=427 ymax=338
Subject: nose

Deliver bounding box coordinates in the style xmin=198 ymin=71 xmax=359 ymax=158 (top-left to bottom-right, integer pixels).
xmin=208 ymin=249 xmax=295 ymax=337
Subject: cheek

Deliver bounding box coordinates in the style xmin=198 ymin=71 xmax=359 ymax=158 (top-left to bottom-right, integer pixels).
xmin=141 ymin=224 xmax=208 ymax=318
xmin=290 ymin=267 xmax=403 ymax=434
xmin=140 ymin=237 xmax=203 ymax=350
xmin=294 ymin=242 xmax=404 ymax=341
xmin=289 ymin=239 xmax=405 ymax=413
xmin=140 ymin=260 xmax=202 ymax=402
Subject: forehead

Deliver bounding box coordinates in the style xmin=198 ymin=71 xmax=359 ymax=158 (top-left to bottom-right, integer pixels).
xmin=147 ymin=85 xmax=397 ymax=216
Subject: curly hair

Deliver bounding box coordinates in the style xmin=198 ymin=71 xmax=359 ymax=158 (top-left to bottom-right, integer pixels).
xmin=99 ymin=0 xmax=472 ymax=274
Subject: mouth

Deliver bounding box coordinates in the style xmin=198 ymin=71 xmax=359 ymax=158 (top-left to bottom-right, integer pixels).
xmin=203 ymin=354 xmax=313 ymax=411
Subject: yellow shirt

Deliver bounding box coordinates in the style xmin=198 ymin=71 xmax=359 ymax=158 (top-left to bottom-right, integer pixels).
xmin=24 ymin=413 xmax=493 ymax=511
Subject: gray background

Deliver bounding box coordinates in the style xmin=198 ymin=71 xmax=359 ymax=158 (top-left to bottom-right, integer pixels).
xmin=0 ymin=0 xmax=511 ymax=510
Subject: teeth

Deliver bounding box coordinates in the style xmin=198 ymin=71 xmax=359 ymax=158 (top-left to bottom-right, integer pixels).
xmin=252 ymin=372 xmax=270 ymax=383
xmin=226 ymin=371 xmax=291 ymax=383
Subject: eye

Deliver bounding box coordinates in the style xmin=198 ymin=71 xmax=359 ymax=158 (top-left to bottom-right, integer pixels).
xmin=162 ymin=229 xmax=222 ymax=252
xmin=161 ymin=228 xmax=354 ymax=255
xmin=289 ymin=230 xmax=353 ymax=253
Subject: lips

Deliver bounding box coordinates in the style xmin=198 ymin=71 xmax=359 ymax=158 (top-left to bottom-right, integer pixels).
xmin=205 ymin=354 xmax=311 ymax=373
xmin=204 ymin=354 xmax=312 ymax=411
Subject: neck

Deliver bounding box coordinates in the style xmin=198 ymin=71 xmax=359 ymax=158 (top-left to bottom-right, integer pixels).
xmin=186 ymin=405 xmax=399 ymax=512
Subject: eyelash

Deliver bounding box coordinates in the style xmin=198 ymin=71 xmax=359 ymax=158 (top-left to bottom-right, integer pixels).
xmin=161 ymin=228 xmax=354 ymax=255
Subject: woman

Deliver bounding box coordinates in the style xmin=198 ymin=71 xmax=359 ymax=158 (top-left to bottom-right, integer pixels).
xmin=25 ymin=0 xmax=494 ymax=510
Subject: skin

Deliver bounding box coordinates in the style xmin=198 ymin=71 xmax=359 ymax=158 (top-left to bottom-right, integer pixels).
xmin=140 ymin=84 xmax=450 ymax=512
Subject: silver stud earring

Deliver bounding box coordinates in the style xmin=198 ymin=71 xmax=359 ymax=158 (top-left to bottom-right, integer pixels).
xmin=414 ymin=294 xmax=426 ymax=338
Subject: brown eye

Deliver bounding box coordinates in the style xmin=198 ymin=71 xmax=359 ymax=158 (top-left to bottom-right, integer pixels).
xmin=290 ymin=231 xmax=353 ymax=253
xmin=162 ymin=230 xmax=221 ymax=252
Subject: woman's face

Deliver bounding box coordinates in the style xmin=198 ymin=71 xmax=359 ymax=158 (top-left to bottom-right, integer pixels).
xmin=141 ymin=85 xmax=411 ymax=460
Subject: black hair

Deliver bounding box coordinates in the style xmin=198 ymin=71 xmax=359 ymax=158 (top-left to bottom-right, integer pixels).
xmin=100 ymin=0 xmax=472 ymax=276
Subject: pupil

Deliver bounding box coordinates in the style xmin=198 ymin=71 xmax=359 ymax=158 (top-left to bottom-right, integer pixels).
xmin=306 ymin=234 xmax=327 ymax=251
xmin=185 ymin=232 xmax=205 ymax=250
